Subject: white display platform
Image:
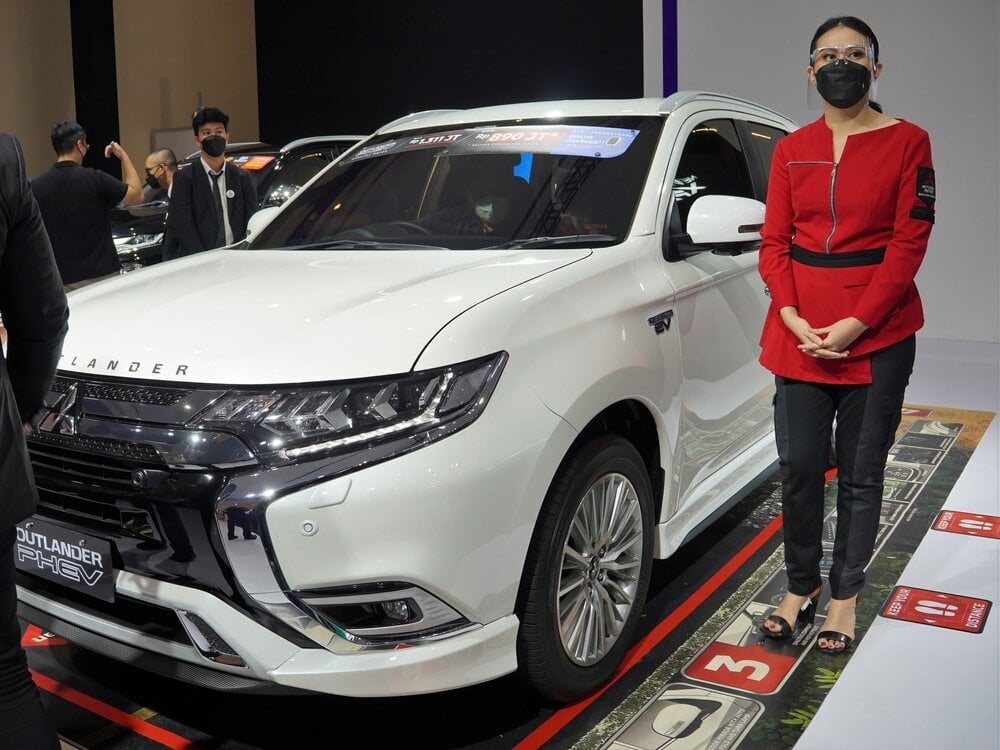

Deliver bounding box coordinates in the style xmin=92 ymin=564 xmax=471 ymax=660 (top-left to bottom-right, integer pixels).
xmin=798 ymin=337 xmax=1000 ymax=749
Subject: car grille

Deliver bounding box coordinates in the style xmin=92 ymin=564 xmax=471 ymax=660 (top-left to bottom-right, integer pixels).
xmin=26 ymin=374 xmax=244 ymax=540
xmin=26 ymin=428 xmax=237 ymax=597
xmin=31 ymin=430 xmax=162 ymax=466
xmin=21 ymin=374 xmax=331 ymax=654
xmin=51 ymin=377 xmax=191 ymax=406
xmin=28 ymin=431 xmax=165 ymax=536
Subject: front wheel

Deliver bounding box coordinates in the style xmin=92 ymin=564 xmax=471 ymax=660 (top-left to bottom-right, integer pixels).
xmin=516 ymin=435 xmax=654 ymax=702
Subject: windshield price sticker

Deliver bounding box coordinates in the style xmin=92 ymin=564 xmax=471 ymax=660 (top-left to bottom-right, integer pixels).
xmin=475 ymin=129 xmax=562 ymax=144
xmin=406 ymin=131 xmax=467 ymax=148
xmin=347 ymin=125 xmax=638 ymax=162
xmin=14 ymin=518 xmax=114 ymax=602
xmin=233 ymin=155 xmax=275 ymax=171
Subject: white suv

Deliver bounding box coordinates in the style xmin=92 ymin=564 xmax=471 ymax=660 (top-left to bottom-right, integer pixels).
xmin=18 ymin=92 xmax=794 ymax=702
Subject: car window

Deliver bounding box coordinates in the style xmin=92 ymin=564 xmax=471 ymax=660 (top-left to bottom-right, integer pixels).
xmin=741 ymin=122 xmax=787 ymax=201
xmin=671 ymin=119 xmax=754 ymax=233
xmin=261 ymin=150 xmax=336 ymax=207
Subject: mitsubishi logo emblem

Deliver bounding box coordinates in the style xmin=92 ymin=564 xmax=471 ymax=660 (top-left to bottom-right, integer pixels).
xmin=38 ymin=383 xmax=84 ymax=436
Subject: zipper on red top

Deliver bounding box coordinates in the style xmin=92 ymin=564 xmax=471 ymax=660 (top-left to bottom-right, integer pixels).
xmin=825 ymin=163 xmax=838 ymax=254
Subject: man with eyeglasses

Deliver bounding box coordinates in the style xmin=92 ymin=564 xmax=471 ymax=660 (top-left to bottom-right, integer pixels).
xmin=143 ymin=147 xmax=178 ymax=200
xmin=31 ymin=120 xmax=144 ymax=291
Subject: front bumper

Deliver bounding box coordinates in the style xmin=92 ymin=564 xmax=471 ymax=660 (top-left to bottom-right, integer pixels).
xmin=18 ymin=362 xmax=575 ymax=695
xmin=18 ymin=574 xmax=520 ymax=696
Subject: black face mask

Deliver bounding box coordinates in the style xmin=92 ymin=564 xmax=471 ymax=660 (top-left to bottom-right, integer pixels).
xmin=201 ymin=135 xmax=227 ymax=158
xmin=815 ymin=59 xmax=871 ymax=109
xmin=145 ymin=172 xmax=160 ymax=190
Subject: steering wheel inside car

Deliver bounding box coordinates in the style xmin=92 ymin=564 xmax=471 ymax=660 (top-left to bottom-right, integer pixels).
xmin=387 ymin=221 xmax=432 ymax=235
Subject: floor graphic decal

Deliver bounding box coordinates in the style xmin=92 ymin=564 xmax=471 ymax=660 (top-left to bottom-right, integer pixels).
xmin=21 ymin=624 xmax=67 ymax=647
xmin=880 ymin=586 xmax=992 ymax=633
xmin=575 ymin=404 xmax=995 ymax=750
xmin=931 ymin=509 xmax=1000 ymax=539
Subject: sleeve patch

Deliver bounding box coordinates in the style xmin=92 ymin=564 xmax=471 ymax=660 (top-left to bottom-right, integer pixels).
xmin=909 ymin=205 xmax=935 ymax=224
xmin=916 ymin=166 xmax=936 ymax=207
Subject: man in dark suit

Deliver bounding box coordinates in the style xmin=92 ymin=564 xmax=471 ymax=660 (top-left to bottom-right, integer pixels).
xmin=164 ymin=106 xmax=257 ymax=259
xmin=0 ymin=132 xmax=69 ymax=749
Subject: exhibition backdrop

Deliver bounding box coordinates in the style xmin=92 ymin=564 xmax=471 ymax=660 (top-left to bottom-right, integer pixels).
xmin=52 ymin=0 xmax=1000 ymax=345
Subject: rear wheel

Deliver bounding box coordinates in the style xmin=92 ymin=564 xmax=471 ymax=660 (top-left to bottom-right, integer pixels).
xmin=517 ymin=435 xmax=654 ymax=702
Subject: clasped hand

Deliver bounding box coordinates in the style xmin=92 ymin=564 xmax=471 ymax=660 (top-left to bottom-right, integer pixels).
xmin=779 ymin=307 xmax=868 ymax=360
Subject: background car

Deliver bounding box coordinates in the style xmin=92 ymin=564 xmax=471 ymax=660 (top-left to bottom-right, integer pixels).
xmin=111 ymin=135 xmax=364 ymax=270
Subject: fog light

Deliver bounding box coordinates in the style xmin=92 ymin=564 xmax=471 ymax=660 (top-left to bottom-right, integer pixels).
xmin=296 ymin=583 xmax=470 ymax=641
xmin=315 ymin=598 xmax=421 ymax=631
xmin=382 ymin=598 xmax=411 ymax=622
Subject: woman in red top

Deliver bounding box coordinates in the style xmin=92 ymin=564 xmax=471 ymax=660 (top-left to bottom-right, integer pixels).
xmin=758 ymin=16 xmax=935 ymax=653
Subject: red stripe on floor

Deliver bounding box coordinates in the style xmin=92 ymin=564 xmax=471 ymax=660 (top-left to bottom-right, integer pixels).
xmin=514 ymin=513 xmax=785 ymax=749
xmin=30 ymin=669 xmax=199 ymax=749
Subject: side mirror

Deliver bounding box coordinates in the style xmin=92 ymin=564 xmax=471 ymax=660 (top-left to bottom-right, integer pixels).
xmin=246 ymin=205 xmax=281 ymax=241
xmin=665 ymin=194 xmax=765 ymax=261
xmin=262 ymin=184 xmax=301 ymax=208
xmin=686 ymin=195 xmax=765 ymax=245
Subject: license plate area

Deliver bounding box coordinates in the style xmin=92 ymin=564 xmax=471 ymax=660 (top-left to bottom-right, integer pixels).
xmin=15 ymin=517 xmax=114 ymax=602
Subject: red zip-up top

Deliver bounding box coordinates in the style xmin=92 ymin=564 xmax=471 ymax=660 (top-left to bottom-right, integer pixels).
xmin=758 ymin=116 xmax=935 ymax=384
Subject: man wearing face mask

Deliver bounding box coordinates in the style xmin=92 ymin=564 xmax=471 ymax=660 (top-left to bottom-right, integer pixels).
xmin=143 ymin=148 xmax=177 ymax=200
xmin=164 ymin=107 xmax=257 ymax=257
xmin=417 ymin=171 xmax=525 ymax=236
xmin=32 ymin=120 xmax=144 ymax=290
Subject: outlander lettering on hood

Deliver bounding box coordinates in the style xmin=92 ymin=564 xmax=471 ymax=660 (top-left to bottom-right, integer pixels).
xmin=61 ymin=354 xmax=191 ymax=377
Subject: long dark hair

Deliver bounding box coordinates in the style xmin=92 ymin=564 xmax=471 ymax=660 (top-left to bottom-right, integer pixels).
xmin=810 ymin=16 xmax=883 ymax=112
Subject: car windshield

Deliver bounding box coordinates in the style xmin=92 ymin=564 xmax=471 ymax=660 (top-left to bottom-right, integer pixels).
xmin=249 ymin=115 xmax=663 ymax=251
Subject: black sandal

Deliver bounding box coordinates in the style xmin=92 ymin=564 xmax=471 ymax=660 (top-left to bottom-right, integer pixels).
xmin=761 ymin=589 xmax=820 ymax=640
xmin=816 ymin=630 xmax=854 ymax=654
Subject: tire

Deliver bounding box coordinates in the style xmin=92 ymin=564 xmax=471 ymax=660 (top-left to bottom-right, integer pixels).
xmin=516 ymin=435 xmax=654 ymax=702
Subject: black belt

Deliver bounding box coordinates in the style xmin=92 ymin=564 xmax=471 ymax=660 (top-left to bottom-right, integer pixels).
xmin=791 ymin=245 xmax=886 ymax=268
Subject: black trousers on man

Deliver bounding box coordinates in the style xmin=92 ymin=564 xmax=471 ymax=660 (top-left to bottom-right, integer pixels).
xmin=774 ymin=335 xmax=915 ymax=600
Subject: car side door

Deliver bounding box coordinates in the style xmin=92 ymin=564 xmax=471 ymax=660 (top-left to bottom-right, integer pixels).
xmin=659 ymin=116 xmax=785 ymax=506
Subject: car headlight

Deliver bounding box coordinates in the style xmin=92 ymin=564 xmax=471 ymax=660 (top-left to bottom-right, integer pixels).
xmin=114 ymin=233 xmax=164 ymax=253
xmin=192 ymin=352 xmax=507 ymax=467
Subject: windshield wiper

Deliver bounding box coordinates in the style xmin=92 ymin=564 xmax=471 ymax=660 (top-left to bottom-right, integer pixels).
xmin=491 ymin=234 xmax=619 ymax=250
xmin=256 ymin=239 xmax=451 ymax=251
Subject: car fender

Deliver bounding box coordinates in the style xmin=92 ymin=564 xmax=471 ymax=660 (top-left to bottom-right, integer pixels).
xmin=416 ymin=237 xmax=682 ymax=517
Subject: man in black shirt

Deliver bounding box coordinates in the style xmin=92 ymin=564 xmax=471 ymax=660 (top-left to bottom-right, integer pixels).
xmin=32 ymin=120 xmax=144 ymax=290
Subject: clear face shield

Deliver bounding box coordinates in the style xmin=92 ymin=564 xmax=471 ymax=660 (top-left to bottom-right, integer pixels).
xmin=806 ymin=41 xmax=877 ymax=110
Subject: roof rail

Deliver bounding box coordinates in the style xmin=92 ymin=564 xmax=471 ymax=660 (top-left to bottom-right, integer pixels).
xmin=658 ymin=90 xmax=788 ymax=121
xmin=279 ymin=135 xmax=367 ymax=152
xmin=375 ymin=109 xmax=463 ymax=133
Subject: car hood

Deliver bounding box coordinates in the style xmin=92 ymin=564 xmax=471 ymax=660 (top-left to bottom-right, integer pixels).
xmin=59 ymin=248 xmax=590 ymax=383
xmin=109 ymin=201 xmax=168 ymax=238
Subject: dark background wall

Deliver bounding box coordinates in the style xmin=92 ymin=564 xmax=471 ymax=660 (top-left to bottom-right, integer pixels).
xmin=69 ymin=0 xmax=649 ymax=169
xmin=70 ymin=0 xmax=122 ymax=177
xmin=255 ymin=0 xmax=645 ymax=145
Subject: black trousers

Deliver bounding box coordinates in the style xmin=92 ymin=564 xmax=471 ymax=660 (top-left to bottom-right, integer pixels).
xmin=0 ymin=527 xmax=60 ymax=749
xmin=774 ymin=335 xmax=915 ymax=600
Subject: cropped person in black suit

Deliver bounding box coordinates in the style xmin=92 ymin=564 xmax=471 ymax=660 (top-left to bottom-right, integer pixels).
xmin=0 ymin=132 xmax=69 ymax=749
xmin=164 ymin=107 xmax=257 ymax=258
